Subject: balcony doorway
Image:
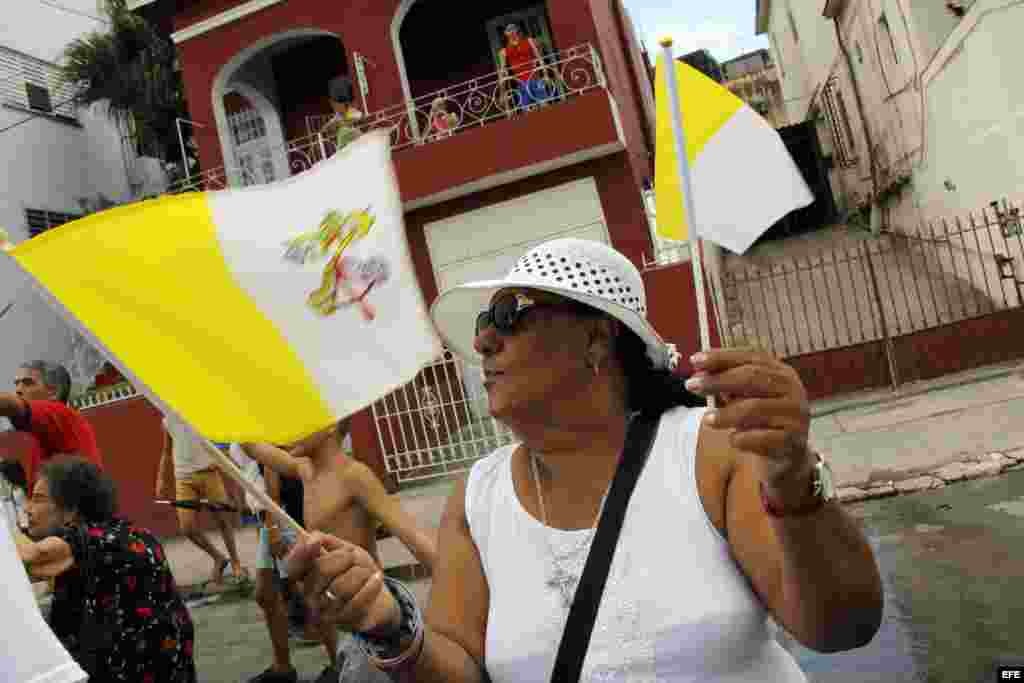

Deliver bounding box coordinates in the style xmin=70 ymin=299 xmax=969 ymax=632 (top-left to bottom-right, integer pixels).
xmin=483 ymin=7 xmax=555 ymax=76
xmin=223 ymin=90 xmax=281 ymax=187
xmin=397 ymin=1 xmax=555 ymax=101
xmin=212 ymin=30 xmax=351 ymax=187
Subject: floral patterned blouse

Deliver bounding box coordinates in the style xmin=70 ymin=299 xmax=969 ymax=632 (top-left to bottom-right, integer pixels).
xmin=50 ymin=518 xmax=196 ymax=683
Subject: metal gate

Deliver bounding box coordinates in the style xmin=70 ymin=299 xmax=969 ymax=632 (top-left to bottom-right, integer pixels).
xmin=370 ymin=349 xmax=515 ymax=484
xmin=714 ymin=197 xmax=1024 ymax=397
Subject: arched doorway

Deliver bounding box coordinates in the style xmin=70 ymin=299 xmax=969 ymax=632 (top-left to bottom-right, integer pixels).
xmin=391 ymin=0 xmax=559 ymax=140
xmin=212 ymin=30 xmax=351 ymax=186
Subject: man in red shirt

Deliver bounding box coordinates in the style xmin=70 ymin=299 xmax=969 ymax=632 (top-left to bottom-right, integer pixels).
xmin=0 ymin=361 xmax=101 ymax=488
xmin=498 ymin=23 xmax=553 ymax=110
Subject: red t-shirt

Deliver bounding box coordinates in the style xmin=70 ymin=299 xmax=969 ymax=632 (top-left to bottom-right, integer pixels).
xmin=14 ymin=400 xmax=102 ymax=488
xmin=505 ymin=39 xmax=537 ymax=83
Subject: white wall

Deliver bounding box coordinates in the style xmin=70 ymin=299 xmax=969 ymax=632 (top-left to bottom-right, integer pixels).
xmin=808 ymin=0 xmax=1024 ymax=225
xmin=909 ymin=0 xmax=964 ymax=63
xmin=0 ymin=0 xmax=130 ymax=390
xmin=913 ymin=1 xmax=1024 ymax=221
xmin=0 ymin=0 xmax=107 ymax=63
xmin=768 ymin=0 xmax=839 ymax=124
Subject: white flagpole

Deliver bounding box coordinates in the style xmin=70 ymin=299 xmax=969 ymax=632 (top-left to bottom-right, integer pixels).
xmin=659 ymin=38 xmax=716 ymax=408
xmin=193 ymin=433 xmax=308 ymax=539
xmin=190 ymin=429 xmax=341 ymax=599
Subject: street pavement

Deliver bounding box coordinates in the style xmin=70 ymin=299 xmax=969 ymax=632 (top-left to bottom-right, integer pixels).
xmin=160 ymin=358 xmax=1024 ymax=681
xmin=778 ymin=467 xmax=1024 ymax=682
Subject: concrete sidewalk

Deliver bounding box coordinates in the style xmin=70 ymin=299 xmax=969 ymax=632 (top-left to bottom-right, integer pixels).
xmin=809 ymin=359 xmax=1024 ymax=495
xmin=163 ymin=358 xmax=1024 ymax=589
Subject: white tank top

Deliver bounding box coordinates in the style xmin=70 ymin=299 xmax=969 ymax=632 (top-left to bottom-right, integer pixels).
xmin=465 ymin=406 xmax=808 ymax=683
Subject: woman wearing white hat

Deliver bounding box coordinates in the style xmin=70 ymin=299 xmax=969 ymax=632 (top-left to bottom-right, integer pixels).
xmin=287 ymin=239 xmax=883 ymax=682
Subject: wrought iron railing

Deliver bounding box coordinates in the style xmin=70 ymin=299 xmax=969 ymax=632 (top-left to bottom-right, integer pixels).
xmin=371 ymin=349 xmax=515 ymax=484
xmin=70 ymin=382 xmax=139 ymax=411
xmin=341 ymin=42 xmax=604 ymax=150
xmin=716 ymin=198 xmax=1024 ymax=358
xmin=168 ymin=43 xmax=606 ymax=194
xmin=168 ymin=130 xmax=335 ymax=193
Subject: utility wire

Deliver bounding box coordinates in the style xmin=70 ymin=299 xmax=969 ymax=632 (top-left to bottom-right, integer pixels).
xmin=0 ymin=93 xmax=83 ymax=135
xmin=36 ymin=0 xmax=107 ymax=23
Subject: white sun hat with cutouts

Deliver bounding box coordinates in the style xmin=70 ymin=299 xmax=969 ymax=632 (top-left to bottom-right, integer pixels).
xmin=430 ymin=238 xmax=680 ymax=370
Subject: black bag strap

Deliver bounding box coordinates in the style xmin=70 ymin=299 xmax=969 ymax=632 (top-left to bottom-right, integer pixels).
xmin=549 ymin=413 xmax=660 ymax=682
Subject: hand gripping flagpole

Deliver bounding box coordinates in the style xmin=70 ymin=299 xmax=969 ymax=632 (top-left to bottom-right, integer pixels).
xmin=659 ymin=37 xmax=715 ymax=408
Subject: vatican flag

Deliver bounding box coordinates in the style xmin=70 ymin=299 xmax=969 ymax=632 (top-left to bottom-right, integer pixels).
xmin=5 ymin=131 xmax=443 ymax=444
xmin=654 ymin=54 xmax=813 ymax=254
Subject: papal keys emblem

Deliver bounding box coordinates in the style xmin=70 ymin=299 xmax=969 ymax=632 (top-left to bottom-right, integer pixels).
xmin=282 ymin=208 xmax=391 ymax=321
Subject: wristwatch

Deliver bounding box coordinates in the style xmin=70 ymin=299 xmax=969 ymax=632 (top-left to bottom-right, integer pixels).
xmin=761 ymin=451 xmax=836 ymax=517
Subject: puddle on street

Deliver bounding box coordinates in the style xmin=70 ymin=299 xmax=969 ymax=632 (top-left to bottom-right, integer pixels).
xmin=775 ymin=468 xmax=1024 ymax=683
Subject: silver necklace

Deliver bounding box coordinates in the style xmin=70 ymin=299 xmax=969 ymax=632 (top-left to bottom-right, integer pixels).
xmin=530 ymin=453 xmax=611 ymax=609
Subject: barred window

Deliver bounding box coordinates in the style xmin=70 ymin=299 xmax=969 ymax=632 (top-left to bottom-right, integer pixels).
xmin=820 ymin=75 xmax=858 ymax=168
xmin=25 ymin=209 xmax=79 ymax=237
xmin=227 ymin=108 xmax=267 ymax=147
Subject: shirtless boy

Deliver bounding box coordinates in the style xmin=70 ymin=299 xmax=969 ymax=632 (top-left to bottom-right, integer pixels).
xmin=241 ymin=417 xmax=436 ymax=681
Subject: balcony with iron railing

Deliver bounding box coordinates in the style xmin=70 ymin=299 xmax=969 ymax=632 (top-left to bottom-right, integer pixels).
xmin=170 ymin=44 xmax=625 ymax=208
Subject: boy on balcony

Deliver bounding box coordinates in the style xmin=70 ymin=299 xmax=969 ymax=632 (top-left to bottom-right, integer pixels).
xmin=324 ymin=75 xmax=364 ymax=151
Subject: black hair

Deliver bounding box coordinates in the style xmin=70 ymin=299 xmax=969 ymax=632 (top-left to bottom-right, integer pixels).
xmin=328 ymin=75 xmax=354 ymax=104
xmin=21 ymin=360 xmax=72 ymax=403
xmin=614 ymin=326 xmax=706 ymax=416
xmin=567 ymin=301 xmax=705 ymax=416
xmin=40 ymin=456 xmax=117 ymax=523
xmin=0 ymin=459 xmax=27 ymax=492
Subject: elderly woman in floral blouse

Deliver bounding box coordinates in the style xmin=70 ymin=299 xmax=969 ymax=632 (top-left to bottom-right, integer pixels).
xmin=19 ymin=456 xmax=196 ymax=683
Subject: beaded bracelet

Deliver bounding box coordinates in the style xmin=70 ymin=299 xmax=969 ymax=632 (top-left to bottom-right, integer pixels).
xmin=354 ymin=577 xmax=425 ymax=671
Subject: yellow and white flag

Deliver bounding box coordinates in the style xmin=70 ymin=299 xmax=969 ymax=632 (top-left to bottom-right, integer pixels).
xmin=655 ymin=55 xmax=813 ymax=254
xmin=6 ymin=131 xmax=443 ymax=444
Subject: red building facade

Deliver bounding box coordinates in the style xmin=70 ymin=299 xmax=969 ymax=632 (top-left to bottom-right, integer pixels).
xmin=98 ymin=0 xmax=714 ymax=533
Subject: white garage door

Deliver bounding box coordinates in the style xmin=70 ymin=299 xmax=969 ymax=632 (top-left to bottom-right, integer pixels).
xmin=425 ymin=177 xmax=611 ymax=292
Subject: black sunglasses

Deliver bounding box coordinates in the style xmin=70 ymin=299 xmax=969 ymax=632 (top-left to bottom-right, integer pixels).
xmin=475 ymin=292 xmax=540 ymax=336
xmin=475 ymin=292 xmax=591 ymax=336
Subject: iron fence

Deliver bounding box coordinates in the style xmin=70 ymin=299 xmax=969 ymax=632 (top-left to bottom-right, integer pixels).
xmin=717 ymin=198 xmax=1024 ymax=358
xmin=69 ymin=383 xmax=139 ymax=411
xmin=371 ymin=349 xmax=515 ymax=484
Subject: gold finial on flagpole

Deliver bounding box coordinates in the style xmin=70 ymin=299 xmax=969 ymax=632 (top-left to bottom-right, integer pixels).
xmin=658 ymin=36 xmax=674 ymax=48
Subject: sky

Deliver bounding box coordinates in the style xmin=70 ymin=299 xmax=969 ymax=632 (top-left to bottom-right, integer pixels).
xmin=621 ymin=0 xmax=769 ymax=64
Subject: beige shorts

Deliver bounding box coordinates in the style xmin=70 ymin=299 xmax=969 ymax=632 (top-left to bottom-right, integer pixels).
xmin=174 ymin=467 xmax=229 ymax=525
